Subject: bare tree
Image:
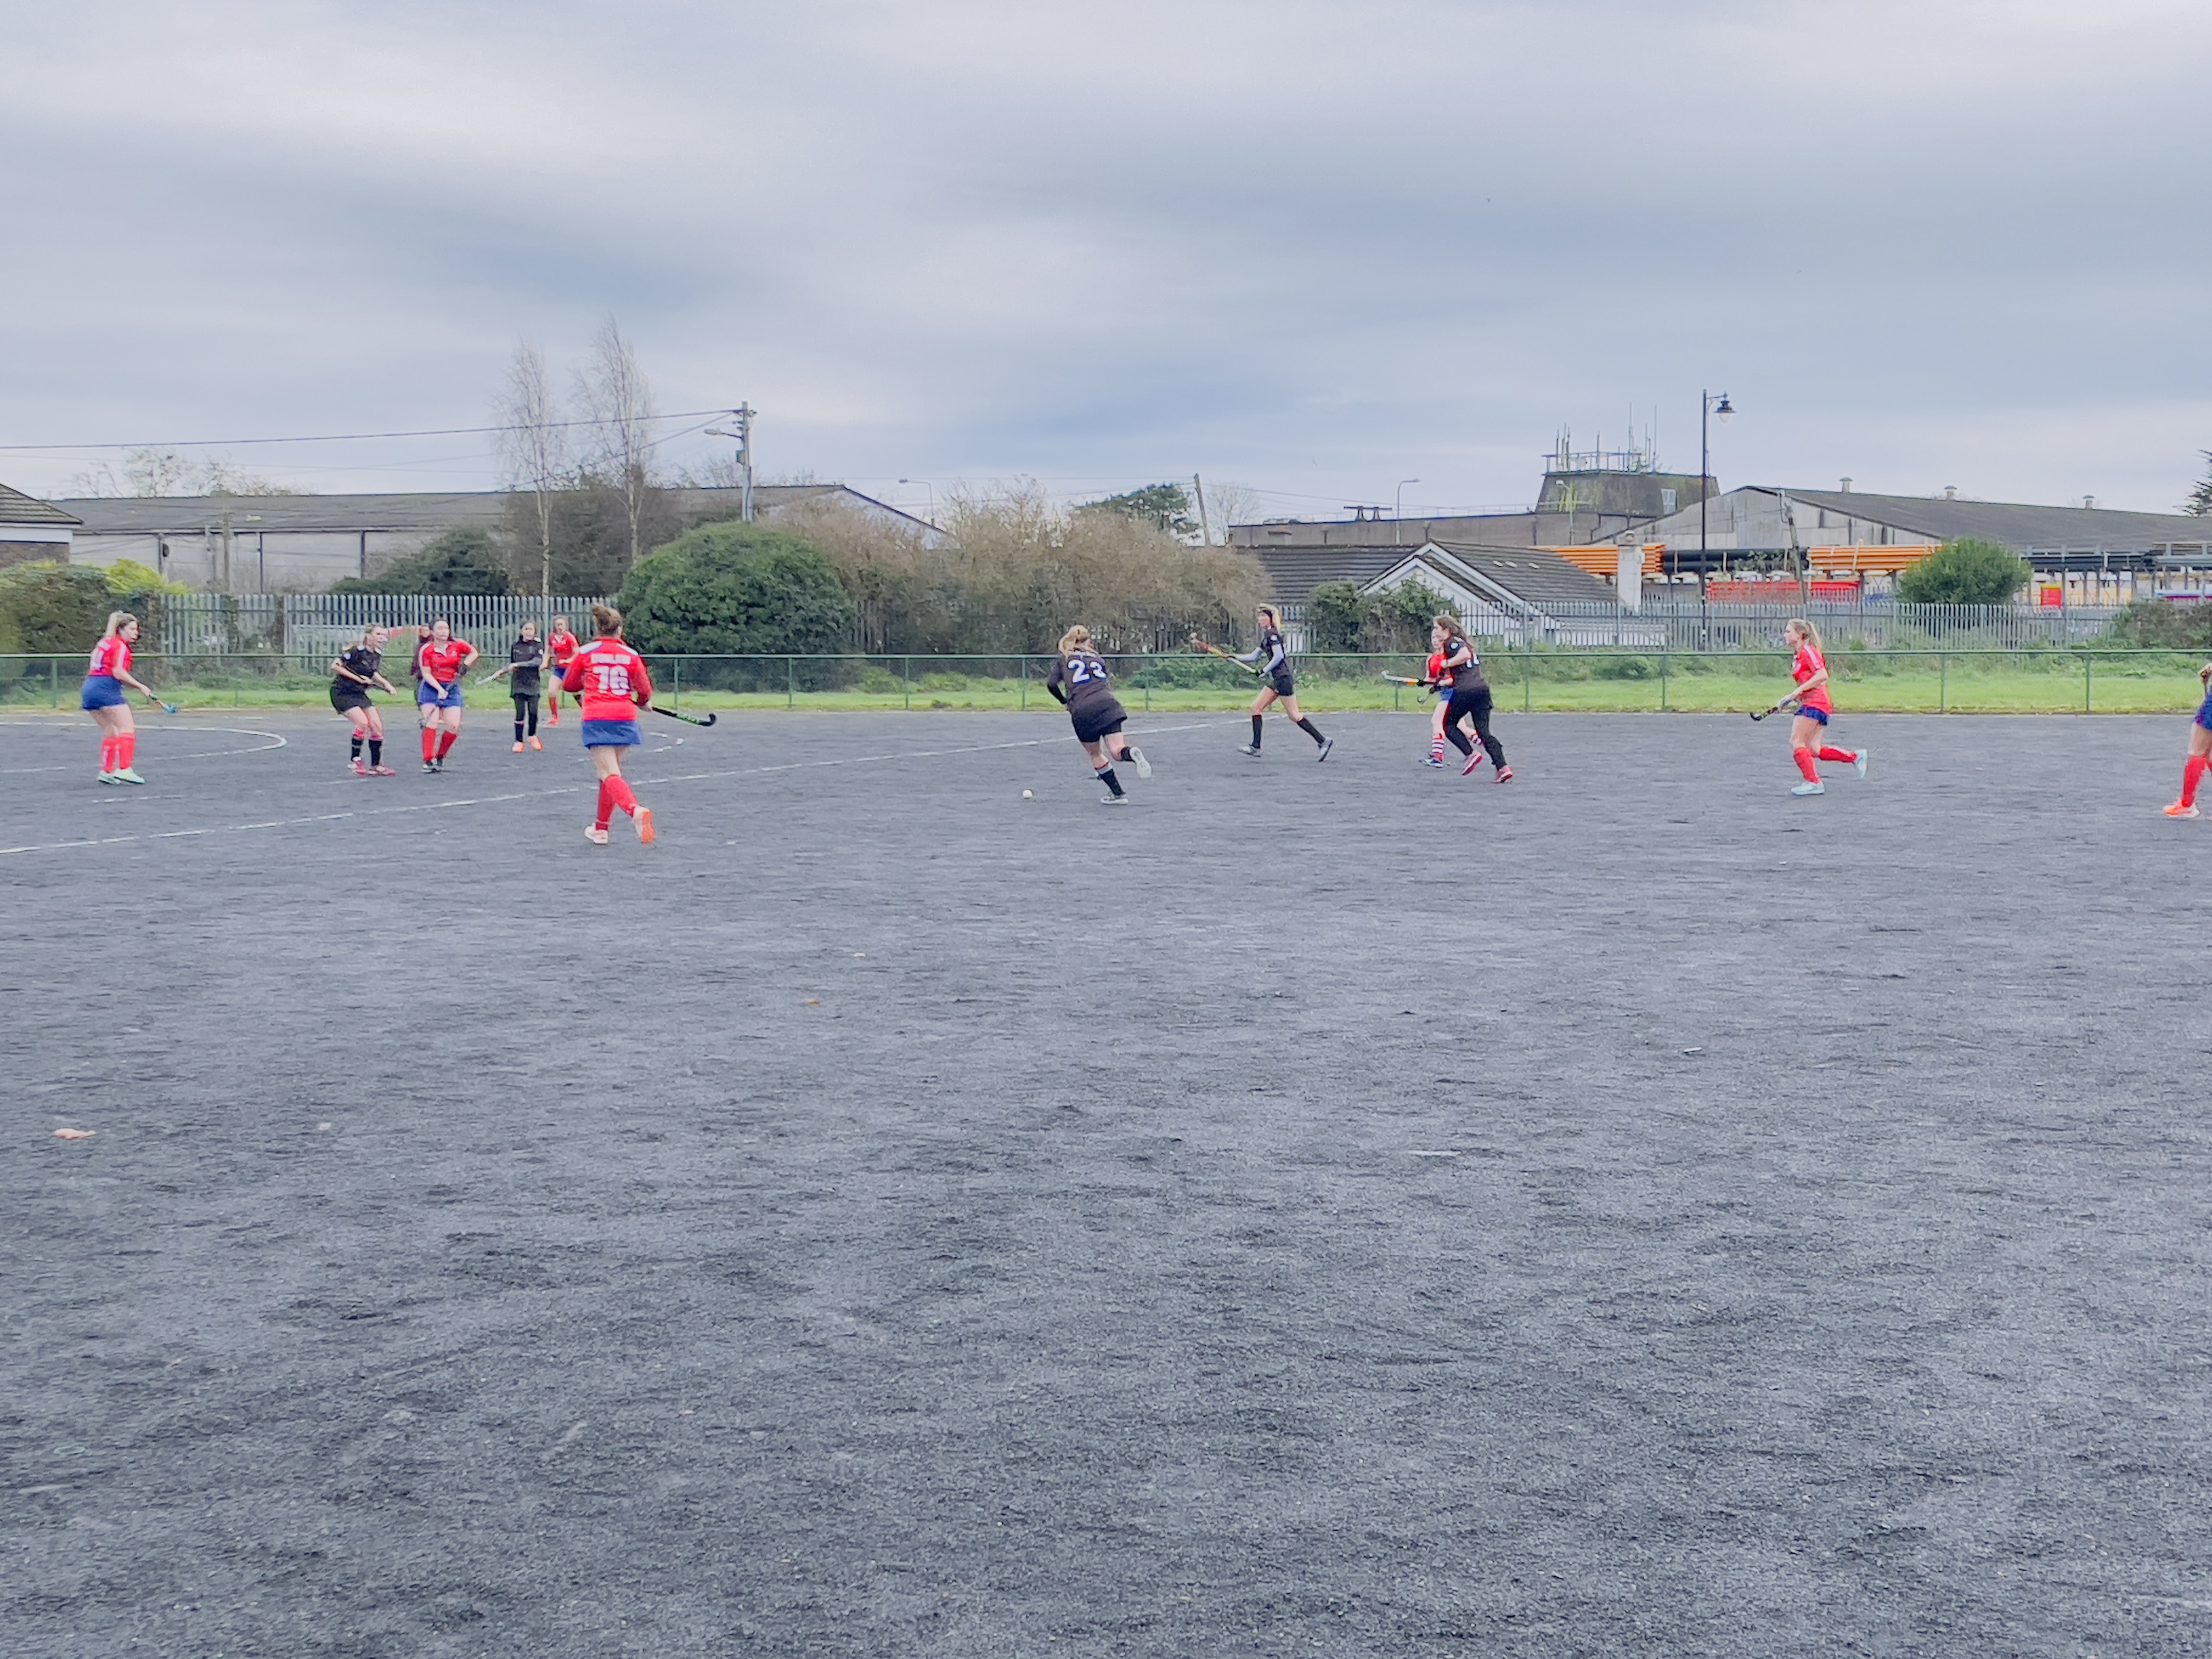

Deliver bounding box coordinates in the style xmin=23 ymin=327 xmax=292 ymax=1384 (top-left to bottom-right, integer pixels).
xmin=494 ymin=341 xmax=569 ymax=595
xmin=574 ymin=316 xmax=657 ymax=572
xmin=67 ymin=447 xmax=286 ymax=498
xmin=1201 ymin=481 xmax=1262 ymax=544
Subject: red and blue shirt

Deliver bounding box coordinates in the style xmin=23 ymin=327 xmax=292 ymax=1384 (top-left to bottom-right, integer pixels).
xmin=88 ymin=636 xmax=131 ymax=678
xmin=562 ymin=638 xmax=652 ymax=721
xmin=417 ymin=638 xmax=472 ymax=687
xmin=1792 ymin=644 xmax=1832 ymax=713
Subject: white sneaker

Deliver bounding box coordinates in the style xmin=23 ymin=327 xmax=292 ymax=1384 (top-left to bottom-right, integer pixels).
xmin=1127 ymin=745 xmax=1151 ymax=779
xmin=583 ymin=824 xmax=611 ymax=844
xmin=1791 ymin=781 xmax=1825 ymax=796
xmin=1854 ymin=747 xmax=1870 ymax=780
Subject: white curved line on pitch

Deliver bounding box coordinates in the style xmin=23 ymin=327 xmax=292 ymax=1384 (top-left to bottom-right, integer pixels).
xmin=0 ymin=723 xmax=289 ymax=774
xmin=0 ymin=719 xmax=1231 ymax=856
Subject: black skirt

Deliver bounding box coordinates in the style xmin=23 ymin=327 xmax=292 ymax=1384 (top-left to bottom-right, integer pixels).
xmin=1070 ymin=697 xmax=1128 ymax=744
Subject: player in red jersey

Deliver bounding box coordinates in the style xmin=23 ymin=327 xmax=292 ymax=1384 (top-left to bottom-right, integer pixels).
xmin=1419 ymin=646 xmax=1453 ymax=767
xmin=1765 ymin=618 xmax=1867 ymax=797
xmin=413 ymin=618 xmax=478 ymax=772
xmin=2162 ymin=659 xmax=2212 ymax=817
xmin=561 ymin=602 xmax=656 ymax=845
xmin=81 ymin=611 xmax=162 ymax=783
xmin=544 ymin=615 xmax=580 ymax=727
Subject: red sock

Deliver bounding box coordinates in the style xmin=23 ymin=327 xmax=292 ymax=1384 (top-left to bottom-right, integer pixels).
xmin=594 ymin=778 xmax=614 ymax=830
xmin=1793 ymin=746 xmax=1820 ymax=782
xmin=604 ymin=774 xmax=637 ymax=817
xmin=437 ymin=730 xmax=458 ymax=758
xmin=117 ymin=732 xmax=136 ymax=770
xmin=1818 ymin=746 xmax=1855 ymax=763
xmin=2185 ymin=755 xmax=2208 ymax=808
xmin=421 ymin=727 xmax=438 ymax=762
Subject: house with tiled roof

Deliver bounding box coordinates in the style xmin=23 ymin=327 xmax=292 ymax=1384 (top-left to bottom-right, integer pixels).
xmin=0 ymin=483 xmax=80 ymax=569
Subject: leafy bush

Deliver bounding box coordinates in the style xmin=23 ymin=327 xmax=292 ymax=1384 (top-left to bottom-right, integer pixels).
xmin=331 ymin=527 xmax=513 ymax=596
xmin=619 ymin=521 xmax=857 ymax=690
xmin=1306 ymin=582 xmax=1364 ymax=652
xmin=1594 ymin=654 xmax=1656 ymax=680
xmin=2100 ymin=599 xmax=2212 ymax=651
xmin=1896 ymin=539 xmax=2030 ymax=605
xmin=0 ymin=563 xmax=121 ymax=657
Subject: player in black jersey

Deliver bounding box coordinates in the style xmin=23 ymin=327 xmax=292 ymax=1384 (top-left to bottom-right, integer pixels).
xmin=1236 ymin=605 xmax=1332 ymax=761
xmin=329 ymin=625 xmax=401 ymax=776
xmin=1045 ymin=625 xmax=1152 ymax=805
xmin=1427 ymin=614 xmax=1510 ymax=782
xmin=486 ymin=620 xmax=548 ymax=752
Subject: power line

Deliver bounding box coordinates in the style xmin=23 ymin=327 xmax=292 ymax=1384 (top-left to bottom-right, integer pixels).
xmin=0 ymin=408 xmax=738 ymax=454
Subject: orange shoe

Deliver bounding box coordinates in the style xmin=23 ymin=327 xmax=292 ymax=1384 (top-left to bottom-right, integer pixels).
xmin=548 ymin=708 xmax=561 ymax=726
xmin=512 ymin=741 xmax=526 ymax=753
xmin=528 ymin=736 xmax=543 ymax=751
xmin=2165 ymin=800 xmax=2200 ymax=819
xmin=633 ymin=805 xmax=655 ymax=845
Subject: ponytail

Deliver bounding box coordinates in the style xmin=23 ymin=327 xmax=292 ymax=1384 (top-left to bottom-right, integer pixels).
xmin=102 ymin=610 xmax=137 ymax=640
xmin=590 ymin=602 xmax=623 ymax=637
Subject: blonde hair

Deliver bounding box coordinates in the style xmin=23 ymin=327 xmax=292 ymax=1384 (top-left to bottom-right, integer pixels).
xmin=590 ymin=602 xmax=623 ymax=637
xmin=1057 ymin=624 xmax=1093 ymax=654
xmin=1785 ymin=617 xmax=1824 ymax=652
xmin=357 ymin=623 xmax=386 ymax=646
xmin=102 ymin=610 xmax=138 ymax=639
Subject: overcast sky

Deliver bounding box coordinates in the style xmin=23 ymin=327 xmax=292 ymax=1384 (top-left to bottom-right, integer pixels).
xmin=4 ymin=0 xmax=2210 ymax=521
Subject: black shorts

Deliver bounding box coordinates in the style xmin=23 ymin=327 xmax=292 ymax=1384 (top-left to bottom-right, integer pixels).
xmin=1446 ymin=684 xmax=1492 ymax=723
xmin=330 ymin=687 xmax=372 ymax=714
xmin=1268 ymin=671 xmax=1296 ymax=698
xmin=1071 ymin=699 xmax=1128 ymax=744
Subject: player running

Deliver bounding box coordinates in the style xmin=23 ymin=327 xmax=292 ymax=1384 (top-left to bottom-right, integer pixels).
xmin=1236 ymin=605 xmax=1332 ymax=761
xmin=2162 ymin=659 xmax=2212 ymax=817
xmin=562 ymin=602 xmax=656 ymax=845
xmin=1418 ymin=644 xmax=1457 ymax=768
xmin=544 ymin=615 xmax=580 ymax=726
xmin=414 ymin=618 xmax=478 ymax=772
xmin=1045 ymin=625 xmax=1151 ymax=805
xmin=81 ymin=611 xmax=162 ymax=785
xmin=486 ymin=619 xmax=547 ymax=753
xmin=330 ymin=625 xmax=400 ymax=776
xmin=1427 ymin=614 xmax=1511 ymax=782
xmin=1762 ymin=619 xmax=1866 ymax=798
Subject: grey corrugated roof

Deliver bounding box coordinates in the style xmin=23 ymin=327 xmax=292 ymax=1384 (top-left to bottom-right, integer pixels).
xmin=1425 ymin=543 xmax=1618 ymax=608
xmin=58 ymin=483 xmax=922 ymax=535
xmin=1249 ymin=545 xmax=1409 ymax=605
xmin=1767 ymin=488 xmax=2211 ymax=551
xmin=0 ymin=483 xmax=82 ymax=527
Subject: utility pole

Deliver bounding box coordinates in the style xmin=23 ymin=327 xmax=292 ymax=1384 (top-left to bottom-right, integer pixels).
xmin=1192 ymin=474 xmax=1213 ymax=546
xmin=706 ymin=405 xmax=757 ymax=522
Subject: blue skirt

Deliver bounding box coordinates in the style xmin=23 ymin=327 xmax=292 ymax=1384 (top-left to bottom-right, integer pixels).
xmin=80 ymin=675 xmax=127 ymax=711
xmin=582 ymin=718 xmax=640 ymax=749
xmin=417 ymin=681 xmax=464 ymax=709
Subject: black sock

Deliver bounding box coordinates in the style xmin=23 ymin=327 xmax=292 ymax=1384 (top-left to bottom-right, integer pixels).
xmin=368 ymin=738 xmax=382 ymax=766
xmin=1098 ymin=766 xmax=1124 ymax=797
xmin=350 ymin=734 xmax=363 ymax=759
xmin=1250 ymin=715 xmax=1263 ymax=747
xmin=1296 ymin=716 xmax=1325 ymax=744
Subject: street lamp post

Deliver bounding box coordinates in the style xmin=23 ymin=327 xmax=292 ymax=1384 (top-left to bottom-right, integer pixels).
xmin=897 ymin=478 xmax=938 ymax=528
xmin=704 ymin=406 xmax=756 ymax=522
xmin=1395 ymin=478 xmax=1420 ymax=546
xmin=1699 ymin=391 xmax=1733 ymax=647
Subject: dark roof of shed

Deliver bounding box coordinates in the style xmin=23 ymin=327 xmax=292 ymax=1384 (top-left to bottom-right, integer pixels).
xmin=57 ymin=483 xmax=918 ymax=535
xmin=1425 ymin=542 xmax=1618 ymax=607
xmin=1250 ymin=545 xmax=1409 ymax=605
xmin=0 ymin=483 xmax=82 ymax=527
xmin=1766 ymin=488 xmax=2212 ymax=551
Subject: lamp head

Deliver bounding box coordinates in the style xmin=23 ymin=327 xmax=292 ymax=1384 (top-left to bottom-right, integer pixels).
xmin=1714 ymin=395 xmax=1734 ymax=423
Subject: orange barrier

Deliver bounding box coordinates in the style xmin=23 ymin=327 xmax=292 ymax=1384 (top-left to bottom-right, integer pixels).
xmin=1544 ymin=544 xmax=1666 ymax=579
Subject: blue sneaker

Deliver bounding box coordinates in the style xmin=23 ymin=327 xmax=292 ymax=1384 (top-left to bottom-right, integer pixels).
xmin=1791 ymin=781 xmax=1825 ymax=796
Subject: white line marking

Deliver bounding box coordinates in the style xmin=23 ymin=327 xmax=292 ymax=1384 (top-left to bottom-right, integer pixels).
xmin=0 ymin=723 xmax=289 ymax=774
xmin=0 ymin=719 xmax=1233 ymax=857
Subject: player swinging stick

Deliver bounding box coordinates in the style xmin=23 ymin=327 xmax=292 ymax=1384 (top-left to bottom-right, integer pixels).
xmin=81 ymin=611 xmax=162 ymax=784
xmin=485 ymin=619 xmax=546 ymax=752
xmin=1757 ymin=618 xmax=1867 ymax=797
xmin=1427 ymin=614 xmax=1511 ymax=781
xmin=562 ymin=602 xmax=656 ymax=846
xmin=1234 ymin=605 xmax=1331 ymax=761
xmin=330 ymin=625 xmax=400 ymax=776
xmin=1045 ymin=625 xmax=1150 ymax=804
xmin=2162 ymin=658 xmax=2212 ymax=818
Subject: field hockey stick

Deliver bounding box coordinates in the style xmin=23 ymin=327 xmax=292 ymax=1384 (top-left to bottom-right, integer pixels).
xmin=650 ymin=704 xmax=718 ymax=727
xmin=1188 ymin=635 xmax=1263 ymax=674
xmin=1378 ymin=674 xmax=1438 ymax=688
xmin=1748 ymin=697 xmax=1797 ymax=722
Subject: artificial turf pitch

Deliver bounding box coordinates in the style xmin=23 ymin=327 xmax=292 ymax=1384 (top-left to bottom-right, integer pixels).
xmin=6 ymin=709 xmax=2209 ymax=1657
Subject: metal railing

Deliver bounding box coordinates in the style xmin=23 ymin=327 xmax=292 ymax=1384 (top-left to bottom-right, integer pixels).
xmin=8 ymin=648 xmax=2208 ymax=716
xmin=154 ymin=594 xmax=612 ymax=658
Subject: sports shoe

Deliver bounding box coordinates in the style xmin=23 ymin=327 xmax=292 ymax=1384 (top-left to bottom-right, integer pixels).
xmin=1316 ymin=737 xmax=1334 ymax=763
xmin=1854 ymin=747 xmax=1870 ymax=780
xmin=422 ymin=761 xmax=437 ymax=774
xmin=431 ymin=759 xmax=444 ymax=773
xmin=1100 ymin=792 xmax=1129 ymax=805
xmin=97 ymin=770 xmax=119 ymax=785
xmin=548 ymin=709 xmax=561 ymax=726
xmin=1423 ymin=754 xmax=1446 ymax=768
xmin=370 ymin=764 xmax=397 ymax=776
xmin=1127 ymin=745 xmax=1151 ymax=779
xmin=1238 ymin=744 xmax=1262 ymax=758
xmin=1791 ymin=780 xmax=1825 ymax=796
xmin=512 ymin=741 xmax=526 ymax=753
xmin=351 ymin=757 xmax=368 ymax=777
xmin=633 ymin=805 xmax=655 ymax=845
xmin=528 ymin=736 xmax=543 ymax=751
xmin=2164 ymin=800 xmax=2200 ymax=819
xmin=1462 ymin=752 xmax=1484 ymax=776
xmin=1493 ymin=764 xmax=1513 ymax=783
xmin=583 ymin=824 xmax=610 ymax=845
xmin=112 ymin=768 xmax=146 ymax=785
